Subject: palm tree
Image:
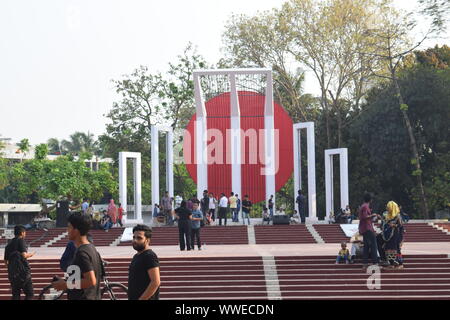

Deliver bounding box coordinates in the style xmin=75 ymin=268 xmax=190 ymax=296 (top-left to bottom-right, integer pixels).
xmin=61 ymin=131 xmax=98 ymax=157
xmin=47 ymin=138 xmax=64 ymax=155
xmin=18 ymin=138 xmax=30 ymax=161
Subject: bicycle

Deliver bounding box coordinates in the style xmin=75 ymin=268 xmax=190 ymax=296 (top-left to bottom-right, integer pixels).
xmin=38 ymin=260 xmax=128 ymax=300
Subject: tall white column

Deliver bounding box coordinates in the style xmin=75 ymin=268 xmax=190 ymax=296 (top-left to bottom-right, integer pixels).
xmin=166 ymin=130 xmax=174 ymax=199
xmin=293 ymin=122 xmax=317 ymax=221
xmin=151 ymin=126 xmax=174 ymax=209
xmin=306 ymin=124 xmax=317 ymax=222
xmin=134 ymin=156 xmax=142 ymax=222
xmin=325 ymin=152 xmax=333 ymax=222
xmin=194 ymin=74 xmax=208 ymax=200
xmin=264 ymin=72 xmax=276 ymax=209
xmin=325 ymin=148 xmax=349 ymax=222
xmin=340 ymin=149 xmax=349 ymax=211
xmin=119 ymin=152 xmax=143 ymax=225
xmin=119 ymin=152 xmax=127 ymax=213
xmin=230 ymin=74 xmax=241 ymax=197
xmin=151 ymin=126 xmax=159 ymax=209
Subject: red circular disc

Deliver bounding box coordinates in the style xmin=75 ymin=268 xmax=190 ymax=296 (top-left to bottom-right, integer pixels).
xmin=183 ymin=91 xmax=293 ymax=203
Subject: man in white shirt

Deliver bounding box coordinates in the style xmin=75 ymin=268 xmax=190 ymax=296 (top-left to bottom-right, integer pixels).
xmin=208 ymin=193 xmax=217 ymax=223
xmin=218 ymin=193 xmax=228 ymax=226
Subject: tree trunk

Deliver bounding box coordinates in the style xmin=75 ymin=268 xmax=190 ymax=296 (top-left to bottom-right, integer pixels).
xmin=392 ymin=76 xmax=430 ymax=219
xmin=322 ymin=89 xmax=331 ymax=148
xmin=336 ymin=105 xmax=342 ymax=148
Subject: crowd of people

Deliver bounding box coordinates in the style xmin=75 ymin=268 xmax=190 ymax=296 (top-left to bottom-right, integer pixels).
xmin=79 ymin=198 xmax=124 ymax=231
xmin=335 ymin=194 xmax=407 ymax=270
xmin=4 ymin=214 xmax=161 ymax=300
xmin=153 ymin=190 xmax=254 ymax=228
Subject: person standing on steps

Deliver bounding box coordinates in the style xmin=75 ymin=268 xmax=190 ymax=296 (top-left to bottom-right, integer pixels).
xmin=174 ymin=200 xmax=193 ymax=251
xmin=128 ymin=224 xmax=161 ymax=300
xmin=296 ymin=190 xmax=306 ymax=224
xmin=4 ymin=225 xmax=35 ymax=300
xmin=358 ymin=193 xmax=382 ymax=271
xmin=218 ymin=193 xmax=229 ymax=226
xmin=190 ymin=202 xmax=203 ymax=250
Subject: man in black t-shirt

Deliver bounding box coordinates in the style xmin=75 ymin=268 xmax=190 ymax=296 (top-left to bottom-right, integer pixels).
xmin=128 ymin=224 xmax=161 ymax=300
xmin=4 ymin=225 xmax=35 ymax=300
xmin=52 ymin=212 xmax=103 ymax=300
xmin=175 ymin=200 xmax=193 ymax=251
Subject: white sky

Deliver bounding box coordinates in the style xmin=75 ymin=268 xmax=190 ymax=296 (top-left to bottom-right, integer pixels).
xmin=0 ymin=0 xmax=448 ymax=145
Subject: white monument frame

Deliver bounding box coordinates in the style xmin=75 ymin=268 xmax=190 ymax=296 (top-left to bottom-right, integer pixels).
xmin=193 ymin=68 xmax=276 ymax=207
xmin=325 ymin=148 xmax=349 ymax=222
xmin=293 ymin=122 xmax=317 ymax=221
xmin=151 ymin=125 xmax=174 ymax=209
xmin=118 ymin=152 xmax=143 ymax=224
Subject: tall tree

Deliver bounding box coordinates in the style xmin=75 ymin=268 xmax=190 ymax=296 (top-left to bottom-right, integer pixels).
xmin=361 ymin=5 xmax=434 ymax=218
xmin=282 ymin=0 xmax=388 ymax=148
xmin=47 ymin=138 xmax=65 ymax=155
xmin=17 ymin=138 xmax=30 ymax=162
xmin=222 ymin=9 xmax=313 ymax=123
xmin=418 ymin=0 xmax=450 ymax=32
xmin=61 ymin=131 xmax=98 ymax=157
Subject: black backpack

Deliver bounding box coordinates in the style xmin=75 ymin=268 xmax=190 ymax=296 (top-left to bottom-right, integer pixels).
xmin=7 ymin=251 xmax=31 ymax=286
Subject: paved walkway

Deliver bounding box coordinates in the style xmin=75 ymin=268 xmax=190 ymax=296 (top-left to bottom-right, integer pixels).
xmin=2 ymin=242 xmax=450 ymax=259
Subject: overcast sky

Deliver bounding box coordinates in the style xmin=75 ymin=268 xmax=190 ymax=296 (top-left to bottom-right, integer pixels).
xmin=0 ymin=0 xmax=447 ymax=145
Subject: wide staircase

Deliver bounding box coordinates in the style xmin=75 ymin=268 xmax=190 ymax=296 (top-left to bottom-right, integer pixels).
xmin=22 ymin=229 xmax=67 ymax=248
xmin=402 ymin=223 xmax=450 ymax=242
xmin=2 ymin=222 xmax=450 ymax=248
xmin=313 ymin=224 xmax=349 ymax=243
xmin=254 ymin=225 xmax=316 ymax=244
xmin=1 ymin=254 xmax=450 ymax=300
xmin=119 ymin=226 xmax=249 ymax=247
xmin=434 ymin=223 xmax=450 ymax=233
xmin=276 ymin=254 xmax=450 ymax=300
xmin=0 ymin=256 xmax=267 ymax=300
xmin=49 ymin=228 xmax=125 ymax=247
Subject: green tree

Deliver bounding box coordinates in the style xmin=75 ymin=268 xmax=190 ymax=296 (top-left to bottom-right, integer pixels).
xmin=418 ymin=0 xmax=450 ymax=32
xmin=17 ymin=138 xmax=30 ymax=162
xmin=47 ymin=138 xmax=65 ymax=155
xmin=61 ymin=132 xmax=98 ymax=157
xmin=34 ymin=144 xmax=49 ymax=160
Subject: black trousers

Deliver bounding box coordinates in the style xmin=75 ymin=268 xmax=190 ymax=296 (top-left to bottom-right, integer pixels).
xmin=298 ymin=205 xmax=306 ymax=223
xmin=178 ymin=223 xmax=191 ymax=250
xmin=362 ymin=230 xmax=379 ymax=265
xmin=376 ymin=233 xmax=386 ymax=261
xmin=218 ymin=207 xmax=227 ymax=226
xmin=191 ymin=228 xmax=201 ymax=249
xmin=11 ymin=279 xmax=34 ymax=300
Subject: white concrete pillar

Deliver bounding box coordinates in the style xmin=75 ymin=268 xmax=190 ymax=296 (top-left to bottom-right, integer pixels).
xmin=230 ymin=74 xmax=241 ymax=198
xmin=325 ymin=148 xmax=349 ymax=222
xmin=119 ymin=152 xmax=143 ymax=224
xmin=151 ymin=126 xmax=159 ymax=209
xmin=151 ymin=125 xmax=174 ymax=209
xmin=194 ymin=73 xmax=208 ymax=200
xmin=293 ymin=122 xmax=317 ymax=221
xmin=264 ymin=72 xmax=276 ymax=209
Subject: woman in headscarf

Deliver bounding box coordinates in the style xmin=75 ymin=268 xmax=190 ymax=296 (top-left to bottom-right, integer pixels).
xmin=380 ymin=201 xmax=405 ymax=269
xmin=107 ymin=199 xmax=118 ymax=227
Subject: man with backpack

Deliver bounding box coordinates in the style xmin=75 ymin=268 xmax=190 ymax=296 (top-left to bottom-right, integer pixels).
xmin=4 ymin=225 xmax=35 ymax=300
xmin=52 ymin=212 xmax=103 ymax=300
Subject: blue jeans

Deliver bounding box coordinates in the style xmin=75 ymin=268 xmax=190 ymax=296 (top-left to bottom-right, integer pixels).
xmin=231 ymin=208 xmax=238 ymax=222
xmin=269 ymin=208 xmax=274 ymax=220
xmin=242 ymin=211 xmax=251 ymax=225
xmin=103 ymin=221 xmax=113 ymax=230
xmin=336 ymin=255 xmax=349 ymax=263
